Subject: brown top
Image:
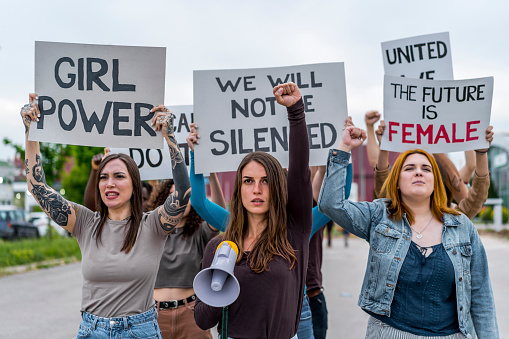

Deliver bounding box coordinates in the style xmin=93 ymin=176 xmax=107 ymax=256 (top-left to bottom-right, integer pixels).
xmin=194 ymin=98 xmax=312 ymax=339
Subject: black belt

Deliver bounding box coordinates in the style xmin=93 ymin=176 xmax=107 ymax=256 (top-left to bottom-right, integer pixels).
xmin=157 ymin=295 xmax=196 ymax=309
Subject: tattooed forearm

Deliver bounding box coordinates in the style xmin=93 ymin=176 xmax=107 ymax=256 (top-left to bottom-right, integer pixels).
xmin=158 ymin=192 xmax=189 ymax=233
xmin=28 ymin=154 xmax=72 ymax=227
xmin=30 ymin=181 xmax=72 ymax=226
xmin=32 ymin=154 xmax=46 ymax=183
xmin=451 ymin=175 xmax=462 ymax=192
xmin=166 ymin=135 xmax=184 ymax=169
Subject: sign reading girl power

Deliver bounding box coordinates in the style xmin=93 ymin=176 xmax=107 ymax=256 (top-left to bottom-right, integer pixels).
xmin=193 ymin=63 xmax=347 ymax=174
xmin=382 ymin=32 xmax=453 ymax=80
xmin=381 ymin=75 xmax=493 ymax=153
xmin=30 ymin=41 xmax=166 ymax=149
xmin=110 ymin=106 xmax=196 ymax=180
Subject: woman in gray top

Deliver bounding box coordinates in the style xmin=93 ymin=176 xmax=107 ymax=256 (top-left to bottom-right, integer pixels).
xmin=21 ymin=95 xmax=191 ymax=339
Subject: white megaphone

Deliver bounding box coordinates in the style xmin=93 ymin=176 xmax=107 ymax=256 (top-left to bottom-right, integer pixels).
xmin=193 ymin=241 xmax=240 ymax=307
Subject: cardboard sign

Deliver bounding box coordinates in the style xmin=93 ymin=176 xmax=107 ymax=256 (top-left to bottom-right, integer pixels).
xmin=193 ymin=63 xmax=347 ymax=174
xmin=382 ymin=32 xmax=453 ymax=80
xmin=110 ymin=105 xmax=194 ymax=180
xmin=30 ymin=41 xmax=166 ymax=149
xmin=381 ymin=75 xmax=493 ymax=153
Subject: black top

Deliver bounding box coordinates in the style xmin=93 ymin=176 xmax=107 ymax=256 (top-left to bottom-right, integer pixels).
xmin=369 ymin=242 xmax=459 ymax=336
xmin=194 ymin=98 xmax=312 ymax=338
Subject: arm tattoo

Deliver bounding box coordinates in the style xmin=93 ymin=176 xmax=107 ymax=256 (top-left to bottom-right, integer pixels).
xmin=451 ymin=175 xmax=462 ymax=192
xmin=32 ymin=154 xmax=46 ymax=183
xmin=158 ymin=114 xmax=191 ymax=233
xmin=28 ymin=154 xmax=72 ymax=227
xmin=161 ymin=113 xmax=184 ymax=169
xmin=167 ymin=135 xmax=184 ymax=169
xmin=159 ymin=190 xmax=190 ymax=233
xmin=25 ymin=159 xmax=29 ymax=176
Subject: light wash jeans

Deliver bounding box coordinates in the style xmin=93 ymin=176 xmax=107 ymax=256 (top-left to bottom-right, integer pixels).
xmin=76 ymin=307 xmax=162 ymax=339
xmin=297 ymin=294 xmax=314 ymax=339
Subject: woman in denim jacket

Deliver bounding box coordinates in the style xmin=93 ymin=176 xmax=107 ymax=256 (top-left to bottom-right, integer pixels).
xmin=318 ymin=125 xmax=498 ymax=338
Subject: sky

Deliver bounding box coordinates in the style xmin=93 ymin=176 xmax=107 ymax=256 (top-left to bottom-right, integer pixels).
xmin=1 ymin=0 xmax=508 ymax=162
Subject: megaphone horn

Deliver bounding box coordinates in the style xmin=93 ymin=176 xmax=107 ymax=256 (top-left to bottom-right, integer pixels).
xmin=193 ymin=241 xmax=241 ymax=307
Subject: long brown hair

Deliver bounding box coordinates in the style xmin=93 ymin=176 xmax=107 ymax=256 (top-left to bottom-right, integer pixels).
xmin=94 ymin=153 xmax=143 ymax=253
xmin=222 ymin=151 xmax=297 ymax=273
xmin=148 ymin=179 xmax=203 ymax=237
xmin=380 ymin=149 xmax=459 ymax=225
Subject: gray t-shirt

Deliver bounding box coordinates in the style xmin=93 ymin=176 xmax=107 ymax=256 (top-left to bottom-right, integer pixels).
xmin=73 ymin=206 xmax=167 ymax=317
xmin=154 ymin=221 xmax=218 ymax=289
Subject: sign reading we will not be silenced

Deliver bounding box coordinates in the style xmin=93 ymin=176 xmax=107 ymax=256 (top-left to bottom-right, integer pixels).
xmin=381 ymin=75 xmax=493 ymax=153
xmin=29 ymin=41 xmax=166 ymax=149
xmin=382 ymin=32 xmax=453 ymax=80
xmin=110 ymin=106 xmax=204 ymax=181
xmin=193 ymin=63 xmax=348 ymax=174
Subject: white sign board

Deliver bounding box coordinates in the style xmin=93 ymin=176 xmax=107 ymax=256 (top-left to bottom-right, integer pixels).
xmin=382 ymin=32 xmax=453 ymax=80
xmin=381 ymin=75 xmax=493 ymax=153
xmin=31 ymin=41 xmax=166 ymax=149
xmin=193 ymin=63 xmax=347 ymax=174
xmin=110 ymin=105 xmax=194 ymax=180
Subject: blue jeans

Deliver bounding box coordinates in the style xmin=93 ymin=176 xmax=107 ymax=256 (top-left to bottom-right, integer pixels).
xmin=309 ymin=291 xmax=328 ymax=339
xmin=297 ymin=295 xmax=314 ymax=339
xmin=76 ymin=307 xmax=162 ymax=339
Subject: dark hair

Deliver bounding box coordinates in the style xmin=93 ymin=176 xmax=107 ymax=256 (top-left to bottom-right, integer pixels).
xmin=148 ymin=179 xmax=203 ymax=237
xmin=222 ymin=151 xmax=297 ymax=273
xmin=148 ymin=179 xmax=174 ymax=211
xmin=94 ymin=153 xmax=143 ymax=253
xmin=142 ymin=181 xmax=153 ymax=195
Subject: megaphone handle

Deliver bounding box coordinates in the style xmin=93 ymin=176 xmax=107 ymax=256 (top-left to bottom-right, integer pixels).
xmin=221 ymin=306 xmax=228 ymax=339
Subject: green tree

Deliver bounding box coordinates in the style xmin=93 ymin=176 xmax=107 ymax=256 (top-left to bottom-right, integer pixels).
xmin=61 ymin=145 xmax=103 ymax=205
xmin=3 ymin=138 xmax=103 ymax=205
xmin=3 ymin=138 xmax=68 ymax=187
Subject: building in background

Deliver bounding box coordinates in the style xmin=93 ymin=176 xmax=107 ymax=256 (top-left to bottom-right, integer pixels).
xmin=0 ymin=160 xmax=15 ymax=206
xmin=488 ymin=133 xmax=509 ymax=207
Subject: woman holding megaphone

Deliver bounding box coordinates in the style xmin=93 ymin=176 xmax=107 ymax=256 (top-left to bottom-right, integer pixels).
xmin=194 ymin=82 xmax=312 ymax=339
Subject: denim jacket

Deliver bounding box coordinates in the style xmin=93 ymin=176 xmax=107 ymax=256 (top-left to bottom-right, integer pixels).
xmin=317 ymin=149 xmax=499 ymax=339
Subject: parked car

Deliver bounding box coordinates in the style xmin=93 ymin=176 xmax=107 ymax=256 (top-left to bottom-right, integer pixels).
xmin=28 ymin=212 xmax=70 ymax=237
xmin=0 ymin=206 xmax=39 ymax=240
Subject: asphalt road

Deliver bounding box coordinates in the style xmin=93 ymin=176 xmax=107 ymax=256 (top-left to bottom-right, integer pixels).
xmin=0 ymin=235 xmax=507 ymax=338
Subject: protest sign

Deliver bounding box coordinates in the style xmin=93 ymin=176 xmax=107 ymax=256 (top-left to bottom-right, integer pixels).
xmin=110 ymin=105 xmax=194 ymax=180
xmin=381 ymin=75 xmax=493 ymax=153
xmin=382 ymin=32 xmax=453 ymax=80
xmin=193 ymin=63 xmax=347 ymax=174
xmin=30 ymin=41 xmax=166 ymax=149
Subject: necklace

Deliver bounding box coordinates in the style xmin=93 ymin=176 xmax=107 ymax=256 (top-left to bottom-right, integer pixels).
xmin=411 ymin=214 xmax=434 ymax=239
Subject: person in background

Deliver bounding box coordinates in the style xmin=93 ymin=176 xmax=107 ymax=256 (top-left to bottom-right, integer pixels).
xmin=21 ymin=94 xmax=191 ymax=339
xmin=319 ymin=123 xmax=499 ymax=338
xmin=148 ymin=177 xmax=224 ymax=339
xmin=364 ymin=110 xmax=382 ymax=170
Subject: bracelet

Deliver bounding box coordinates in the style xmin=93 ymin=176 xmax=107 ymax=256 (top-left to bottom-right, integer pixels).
xmin=474 ymin=149 xmax=489 ymax=154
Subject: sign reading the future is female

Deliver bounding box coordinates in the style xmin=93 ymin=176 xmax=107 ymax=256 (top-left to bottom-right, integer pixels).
xmin=382 ymin=32 xmax=453 ymax=80
xmin=30 ymin=41 xmax=166 ymax=149
xmin=193 ymin=62 xmax=348 ymax=174
xmin=381 ymin=75 xmax=493 ymax=153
